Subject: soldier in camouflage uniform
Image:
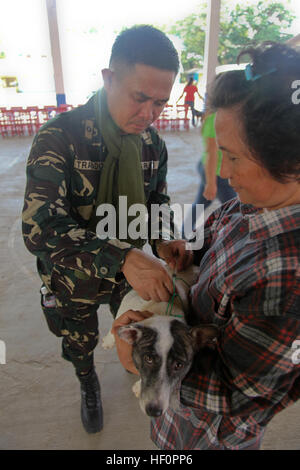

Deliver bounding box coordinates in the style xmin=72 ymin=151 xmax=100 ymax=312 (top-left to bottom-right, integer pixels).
xmin=22 ymin=25 xmax=192 ymax=434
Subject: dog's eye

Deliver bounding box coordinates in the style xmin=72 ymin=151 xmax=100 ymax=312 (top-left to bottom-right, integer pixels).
xmin=144 ymin=355 xmax=154 ymax=364
xmin=174 ymin=361 xmax=184 ymax=371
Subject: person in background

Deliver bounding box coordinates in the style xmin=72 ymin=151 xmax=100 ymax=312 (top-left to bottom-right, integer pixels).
xmin=182 ymin=109 xmax=236 ymax=236
xmin=177 ymin=77 xmax=204 ymax=126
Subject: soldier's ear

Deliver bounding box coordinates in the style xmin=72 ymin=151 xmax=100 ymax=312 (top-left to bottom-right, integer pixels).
xmin=101 ymin=68 xmax=114 ymax=92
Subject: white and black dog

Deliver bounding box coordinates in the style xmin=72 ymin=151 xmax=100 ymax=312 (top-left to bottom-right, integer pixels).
xmin=102 ymin=262 xmax=218 ymax=417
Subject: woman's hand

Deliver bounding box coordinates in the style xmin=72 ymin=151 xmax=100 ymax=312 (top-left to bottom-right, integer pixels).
xmin=112 ymin=309 xmax=154 ymax=375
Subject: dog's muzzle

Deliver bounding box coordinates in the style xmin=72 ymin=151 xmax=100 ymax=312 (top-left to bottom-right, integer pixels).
xmin=145 ymin=403 xmax=163 ymax=417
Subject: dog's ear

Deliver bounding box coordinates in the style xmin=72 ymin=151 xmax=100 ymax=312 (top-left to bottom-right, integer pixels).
xmin=118 ymin=324 xmax=143 ymax=345
xmin=189 ymin=325 xmax=219 ymax=351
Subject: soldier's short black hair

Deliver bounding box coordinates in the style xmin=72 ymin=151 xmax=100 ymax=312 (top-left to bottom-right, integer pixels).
xmin=110 ymin=25 xmax=179 ymax=74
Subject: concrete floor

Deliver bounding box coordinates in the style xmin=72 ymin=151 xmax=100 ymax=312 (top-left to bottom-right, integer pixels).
xmin=0 ymin=129 xmax=299 ymax=450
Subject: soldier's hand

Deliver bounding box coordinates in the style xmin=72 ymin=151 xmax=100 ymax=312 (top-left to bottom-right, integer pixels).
xmin=121 ymin=249 xmax=173 ymax=302
xmin=156 ymin=239 xmax=194 ymax=272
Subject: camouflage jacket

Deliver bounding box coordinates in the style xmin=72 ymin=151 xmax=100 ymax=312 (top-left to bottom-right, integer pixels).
xmin=22 ymin=93 xmax=174 ymax=313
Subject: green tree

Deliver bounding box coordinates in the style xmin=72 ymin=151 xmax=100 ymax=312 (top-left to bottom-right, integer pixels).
xmin=162 ymin=0 xmax=295 ymax=70
xmin=220 ymin=1 xmax=295 ymax=63
xmin=167 ymin=10 xmax=207 ymax=71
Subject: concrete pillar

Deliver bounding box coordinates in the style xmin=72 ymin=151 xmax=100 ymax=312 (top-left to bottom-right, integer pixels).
xmin=202 ymin=0 xmax=221 ymax=100
xmin=46 ymin=0 xmax=66 ymax=106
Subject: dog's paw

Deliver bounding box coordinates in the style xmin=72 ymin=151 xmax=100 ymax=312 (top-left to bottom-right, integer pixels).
xmin=132 ymin=379 xmax=141 ymax=398
xmin=102 ymin=332 xmax=115 ymax=349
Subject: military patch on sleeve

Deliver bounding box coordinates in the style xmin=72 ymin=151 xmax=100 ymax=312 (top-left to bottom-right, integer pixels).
xmin=141 ymin=130 xmax=153 ymax=145
xmin=83 ymin=119 xmax=98 ymax=140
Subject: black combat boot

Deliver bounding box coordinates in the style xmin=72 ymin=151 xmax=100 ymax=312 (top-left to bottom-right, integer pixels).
xmin=77 ymin=367 xmax=103 ymax=433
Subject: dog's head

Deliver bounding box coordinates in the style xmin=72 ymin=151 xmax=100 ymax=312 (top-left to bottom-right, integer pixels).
xmin=118 ymin=316 xmax=218 ymax=417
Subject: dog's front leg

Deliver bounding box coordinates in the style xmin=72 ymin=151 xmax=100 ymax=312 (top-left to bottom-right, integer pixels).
xmin=102 ymin=331 xmax=115 ymax=349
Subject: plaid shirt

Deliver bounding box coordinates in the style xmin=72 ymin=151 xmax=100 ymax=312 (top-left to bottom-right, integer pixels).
xmin=151 ymin=198 xmax=300 ymax=450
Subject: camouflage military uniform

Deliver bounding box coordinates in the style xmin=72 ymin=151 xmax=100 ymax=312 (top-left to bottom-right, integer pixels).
xmin=22 ymin=92 xmax=174 ymax=374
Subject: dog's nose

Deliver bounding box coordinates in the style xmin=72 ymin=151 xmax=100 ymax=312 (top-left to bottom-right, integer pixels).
xmin=145 ymin=404 xmax=163 ymax=417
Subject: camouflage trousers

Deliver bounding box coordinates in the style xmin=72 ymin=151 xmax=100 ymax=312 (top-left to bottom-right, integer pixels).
xmin=40 ymin=276 xmax=131 ymax=375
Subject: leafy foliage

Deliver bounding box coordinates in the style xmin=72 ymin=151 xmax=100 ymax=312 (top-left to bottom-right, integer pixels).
xmin=162 ymin=0 xmax=295 ymax=70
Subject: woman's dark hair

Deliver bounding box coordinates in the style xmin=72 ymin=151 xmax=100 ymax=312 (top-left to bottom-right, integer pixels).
xmin=110 ymin=25 xmax=180 ymax=74
xmin=209 ymin=42 xmax=300 ymax=182
xmin=187 ymin=77 xmax=194 ymax=86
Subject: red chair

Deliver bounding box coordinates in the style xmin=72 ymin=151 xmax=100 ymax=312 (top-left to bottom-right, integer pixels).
xmin=176 ymin=105 xmax=190 ymax=131
xmin=11 ymin=107 xmax=29 ymax=136
xmin=0 ymin=103 xmax=80 ymax=137
xmin=0 ymin=108 xmax=15 ymax=137
xmin=26 ymin=107 xmax=39 ymax=135
xmin=37 ymin=106 xmax=57 ymax=129
xmin=184 ymin=118 xmax=190 ymax=131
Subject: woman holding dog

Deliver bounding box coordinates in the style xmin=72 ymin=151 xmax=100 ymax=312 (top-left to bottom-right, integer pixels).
xmin=114 ymin=42 xmax=300 ymax=450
